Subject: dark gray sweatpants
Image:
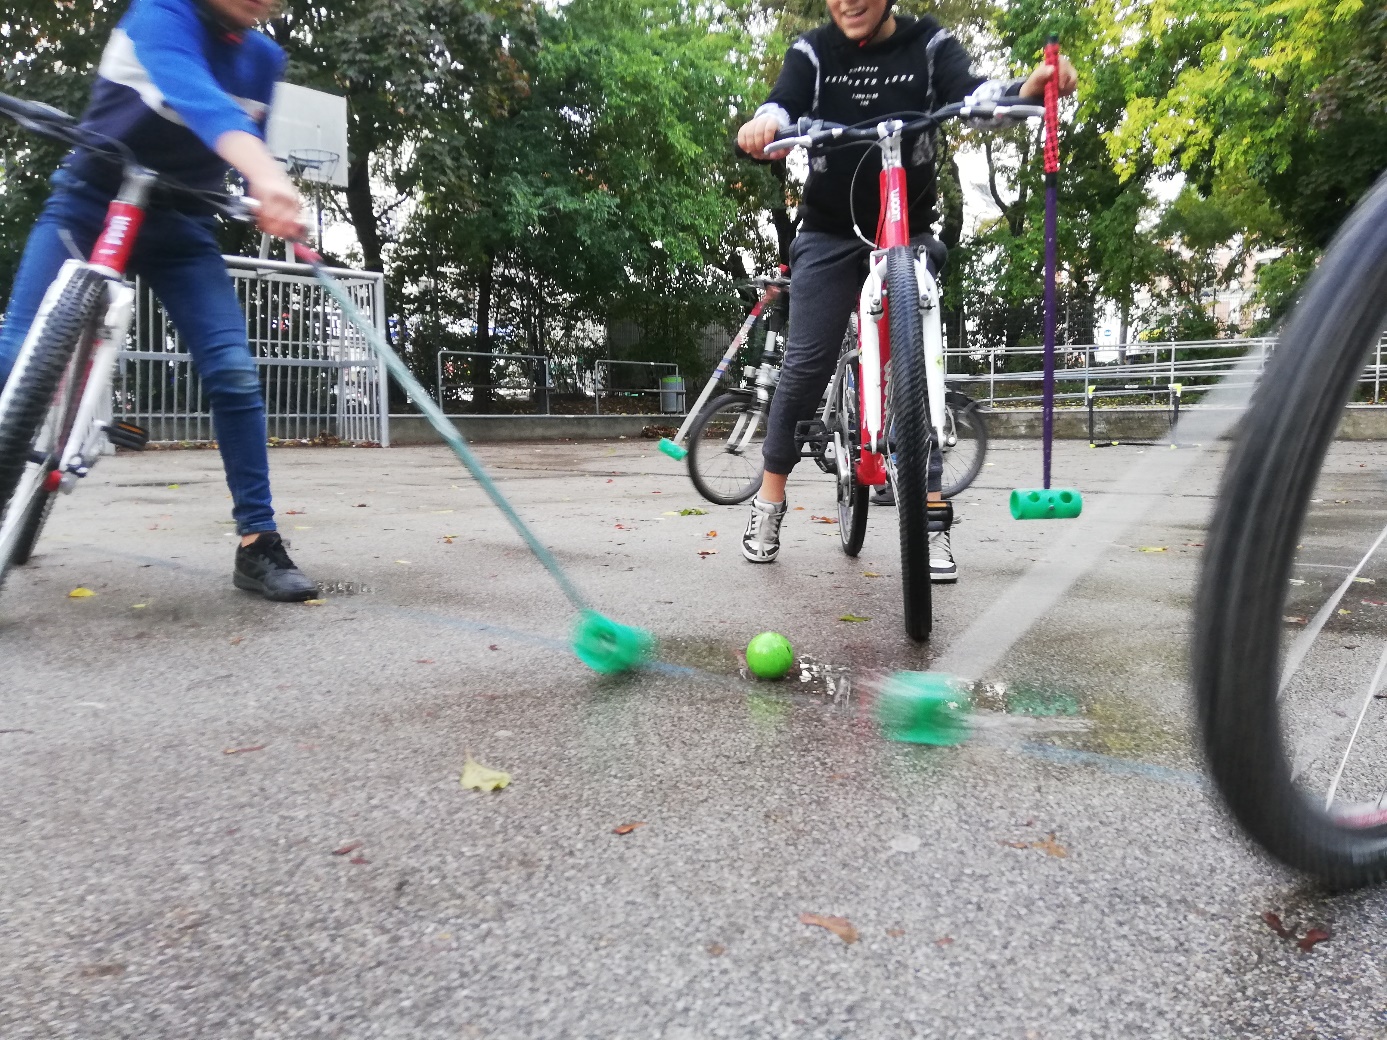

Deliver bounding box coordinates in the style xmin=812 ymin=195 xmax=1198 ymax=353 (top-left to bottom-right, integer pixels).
xmin=762 ymin=229 xmax=945 ymax=489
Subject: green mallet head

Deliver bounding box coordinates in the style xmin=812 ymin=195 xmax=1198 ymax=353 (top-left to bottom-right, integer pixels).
xmin=1009 ymin=487 xmax=1083 ymax=520
xmin=572 ymin=611 xmax=656 ymax=674
xmin=745 ymin=632 xmax=794 ymax=680
xmin=877 ymin=672 xmax=972 ymax=745
xmin=657 ymin=437 xmax=688 ymax=461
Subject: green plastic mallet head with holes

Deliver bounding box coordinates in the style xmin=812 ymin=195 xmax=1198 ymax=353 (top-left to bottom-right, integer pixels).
xmin=876 ymin=672 xmax=972 ymax=746
xmin=1012 ymin=35 xmax=1082 ymax=523
xmin=572 ymin=611 xmax=657 ymax=674
xmin=657 ymin=438 xmax=688 ymax=461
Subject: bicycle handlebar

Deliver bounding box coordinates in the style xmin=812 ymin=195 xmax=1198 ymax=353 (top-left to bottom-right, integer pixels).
xmin=764 ymin=99 xmax=1046 ymax=157
xmin=0 ymin=91 xmax=259 ymax=224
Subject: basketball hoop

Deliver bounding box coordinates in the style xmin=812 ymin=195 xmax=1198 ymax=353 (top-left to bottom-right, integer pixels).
xmin=286 ymin=148 xmax=340 ymax=185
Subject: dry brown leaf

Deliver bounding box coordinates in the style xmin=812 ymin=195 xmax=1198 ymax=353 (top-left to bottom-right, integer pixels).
xmin=1034 ymin=832 xmax=1068 ymax=858
xmin=416 ymin=658 xmax=435 ymax=664
xmin=810 ymin=515 xmax=839 ymax=524
xmin=612 ymin=822 xmax=646 ymax=835
xmin=229 ymin=636 xmax=244 ymax=646
xmin=1297 ymin=926 xmax=1332 ymax=952
xmin=332 ymin=842 xmax=362 ymax=856
xmin=698 ymin=550 xmax=717 ymax=558
xmin=349 ymin=855 xmax=369 ymax=865
xmin=223 ymin=744 xmax=266 ymax=756
xmin=934 ymin=935 xmax=955 ymax=947
xmin=800 ymin=912 xmax=858 ymax=944
xmin=885 ymin=927 xmax=906 ymax=938
xmin=706 ymin=943 xmax=726 ymax=956
xmin=706 ymin=530 xmax=717 ymax=538
xmin=1262 ymin=912 xmax=1294 ymax=939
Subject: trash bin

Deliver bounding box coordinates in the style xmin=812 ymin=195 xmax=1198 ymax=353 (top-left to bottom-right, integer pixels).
xmin=660 ymin=375 xmax=685 ymax=414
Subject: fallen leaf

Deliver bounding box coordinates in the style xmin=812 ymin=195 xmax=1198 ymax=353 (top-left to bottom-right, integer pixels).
xmin=828 ymin=772 xmax=852 ymax=780
xmin=353 ymin=503 xmax=368 ymax=507
xmin=793 ymin=506 xmax=806 ymax=511
xmin=80 ymin=963 xmax=126 ymax=978
xmin=800 ymin=912 xmax=858 ymax=944
xmin=303 ymin=598 xmax=327 ymax=606
xmin=1338 ymin=608 xmax=1353 ymax=616
xmin=934 ymin=936 xmax=955 ymax=947
xmin=68 ymin=587 xmax=96 ymax=599
xmin=706 ymin=530 xmax=717 ymax=538
xmin=1033 ymin=832 xmax=1068 ymax=858
xmin=417 ymin=658 xmax=435 ymax=664
xmin=1002 ymin=840 xmax=1031 ymax=850
xmin=886 ymin=927 xmax=906 ymax=938
xmin=707 ymin=943 xmax=727 ymax=956
xmin=229 ymin=637 xmax=244 ymax=646
xmin=1283 ymin=616 xmax=1308 ymax=625
xmin=1262 ymin=912 xmax=1294 ymax=939
xmin=332 ymin=842 xmax=362 ymax=856
xmin=862 ymin=572 xmax=881 ymax=578
xmin=223 ymin=744 xmax=266 ymax=755
xmin=679 ymin=507 xmax=708 ymax=515
xmin=1138 ymin=546 xmax=1167 ymax=553
xmin=488 ymin=644 xmax=500 ymax=651
xmin=1297 ymin=927 xmax=1332 ymax=952
xmin=612 ymin=822 xmax=646 ymax=835
xmin=395 ymin=559 xmax=411 ymax=565
xmin=167 ymin=484 xmax=180 ymax=490
xmin=442 ymin=536 xmax=455 ymax=544
xmin=698 ymin=550 xmax=717 ymax=558
xmin=838 ymin=613 xmax=871 ymax=623
xmin=606 ymin=479 xmax=614 ymax=483
xmin=1363 ymin=600 xmax=1386 ymax=607
xmin=131 ymin=604 xmax=147 ymax=609
xmin=285 ymin=509 xmax=305 ymax=515
xmin=810 ymin=515 xmax=839 ymax=524
xmin=460 ymin=755 xmax=511 ymax=792
xmin=349 ymin=855 xmax=369 ymax=865
xmin=1354 ymin=577 xmax=1375 ymax=584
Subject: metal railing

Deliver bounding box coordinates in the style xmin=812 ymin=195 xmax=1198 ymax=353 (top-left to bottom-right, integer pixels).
xmin=435 ymin=350 xmax=593 ymax=415
xmin=951 ymin=334 xmax=1387 ymax=408
xmin=594 ymin=359 xmax=680 ymax=415
xmin=115 ymin=255 xmax=389 ymax=445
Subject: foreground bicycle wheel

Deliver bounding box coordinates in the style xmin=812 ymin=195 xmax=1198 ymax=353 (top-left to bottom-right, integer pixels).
xmin=940 ymin=391 xmax=988 ymax=499
xmin=0 ymin=267 xmax=106 ymax=588
xmin=1194 ymin=173 xmax=1387 ymax=888
xmin=885 ymin=246 xmax=932 ymax=641
xmin=834 ymin=361 xmax=868 ymax=555
xmin=686 ymin=392 xmax=766 ymax=505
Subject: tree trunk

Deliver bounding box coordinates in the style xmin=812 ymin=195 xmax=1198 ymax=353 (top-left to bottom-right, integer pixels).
xmin=344 ymin=153 xmax=383 ymax=274
xmin=475 ymin=254 xmax=495 ymax=411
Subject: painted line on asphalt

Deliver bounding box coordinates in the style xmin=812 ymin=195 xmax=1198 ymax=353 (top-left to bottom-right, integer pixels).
xmin=1019 ymin=741 xmax=1208 ymax=789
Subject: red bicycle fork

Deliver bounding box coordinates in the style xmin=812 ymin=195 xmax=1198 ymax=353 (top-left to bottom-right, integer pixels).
xmin=855 ymin=146 xmax=912 ymax=486
xmin=89 ymin=168 xmax=157 ymax=277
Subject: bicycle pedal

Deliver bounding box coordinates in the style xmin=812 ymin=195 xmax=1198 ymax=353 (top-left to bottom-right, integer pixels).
xmin=795 ymin=419 xmax=830 ymax=447
xmin=927 ymin=500 xmax=954 ymax=530
xmin=103 ymin=421 xmax=149 ymax=451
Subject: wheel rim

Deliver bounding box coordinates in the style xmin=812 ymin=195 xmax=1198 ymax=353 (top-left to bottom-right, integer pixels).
xmin=691 ymin=398 xmax=764 ymax=502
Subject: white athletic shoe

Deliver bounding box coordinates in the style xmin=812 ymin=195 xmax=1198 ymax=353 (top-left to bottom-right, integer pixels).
xmin=742 ymin=497 xmax=788 ymax=563
xmin=929 ymin=527 xmax=958 ymax=583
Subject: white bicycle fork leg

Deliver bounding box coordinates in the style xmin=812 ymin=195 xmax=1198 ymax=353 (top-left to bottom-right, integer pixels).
xmin=858 ymin=262 xmax=886 ymax=454
xmin=914 ymin=256 xmax=948 ymax=447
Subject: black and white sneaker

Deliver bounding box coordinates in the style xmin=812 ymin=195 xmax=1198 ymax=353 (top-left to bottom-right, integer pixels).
xmin=871 ymin=484 xmax=895 ymax=506
xmin=929 ymin=527 xmax=958 ymax=583
xmin=742 ymin=497 xmax=788 ymax=564
xmin=233 ymin=532 xmax=318 ymax=602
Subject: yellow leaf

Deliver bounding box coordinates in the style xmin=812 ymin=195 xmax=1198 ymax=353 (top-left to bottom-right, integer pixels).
xmin=863 ymin=572 xmax=881 ymax=578
xmin=839 ymin=613 xmax=871 ymax=623
xmin=395 ymin=559 xmax=411 ymax=565
xmin=131 ymin=603 xmax=147 ymax=609
xmin=1138 ymin=547 xmax=1168 ymax=553
xmin=303 ymin=598 xmax=327 ymax=606
xmin=167 ymin=484 xmax=180 ymax=490
xmin=68 ymin=587 xmax=96 ymax=599
xmin=461 ymin=755 xmax=511 ymax=792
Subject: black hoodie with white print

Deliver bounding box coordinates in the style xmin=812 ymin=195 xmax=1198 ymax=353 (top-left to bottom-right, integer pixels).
xmin=754 ymin=14 xmax=1021 ymax=238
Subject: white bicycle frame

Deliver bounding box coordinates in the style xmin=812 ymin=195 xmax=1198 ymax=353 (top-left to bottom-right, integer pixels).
xmin=0 ymin=259 xmax=131 ymax=562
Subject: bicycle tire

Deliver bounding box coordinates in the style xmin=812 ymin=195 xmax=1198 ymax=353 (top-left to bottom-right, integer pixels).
xmin=940 ymin=391 xmax=988 ymax=499
xmin=0 ymin=267 xmax=106 ymax=586
xmin=885 ymin=246 xmax=932 ymax=641
xmin=11 ymin=489 xmax=55 ymax=566
xmin=835 ymin=362 xmax=868 ymax=556
xmin=1193 ymin=173 xmax=1387 ymax=888
xmin=686 ymin=392 xmax=766 ymax=505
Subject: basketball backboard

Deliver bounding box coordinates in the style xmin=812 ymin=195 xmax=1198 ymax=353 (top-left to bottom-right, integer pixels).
xmin=266 ymin=83 xmax=349 ymax=189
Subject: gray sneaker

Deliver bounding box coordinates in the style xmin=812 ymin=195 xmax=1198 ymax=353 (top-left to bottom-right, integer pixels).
xmin=742 ymin=497 xmax=788 ymax=563
xmin=929 ymin=527 xmax=958 ymax=583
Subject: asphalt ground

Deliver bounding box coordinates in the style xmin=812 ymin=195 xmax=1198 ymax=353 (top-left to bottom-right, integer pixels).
xmin=3 ymin=438 xmax=1387 ymax=1039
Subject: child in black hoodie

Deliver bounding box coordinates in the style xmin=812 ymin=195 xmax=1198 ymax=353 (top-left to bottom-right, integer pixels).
xmin=736 ymin=0 xmax=1075 ymax=580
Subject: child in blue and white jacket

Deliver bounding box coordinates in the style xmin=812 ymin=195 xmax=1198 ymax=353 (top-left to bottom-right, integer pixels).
xmin=0 ymin=0 xmax=317 ymax=601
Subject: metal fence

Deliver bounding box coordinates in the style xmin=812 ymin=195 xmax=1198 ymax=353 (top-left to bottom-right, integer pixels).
xmin=432 ymin=351 xmax=681 ymax=415
xmin=115 ymin=256 xmax=389 ymax=445
xmin=944 ymin=337 xmax=1387 ymax=408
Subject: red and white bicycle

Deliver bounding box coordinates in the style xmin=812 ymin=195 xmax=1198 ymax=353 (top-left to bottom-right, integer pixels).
xmin=0 ymin=93 xmax=259 ymax=590
xmin=766 ymin=96 xmax=1043 ymax=640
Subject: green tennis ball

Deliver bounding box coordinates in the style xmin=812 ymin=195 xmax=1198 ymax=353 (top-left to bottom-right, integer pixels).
xmin=746 ymin=632 xmax=794 ymax=680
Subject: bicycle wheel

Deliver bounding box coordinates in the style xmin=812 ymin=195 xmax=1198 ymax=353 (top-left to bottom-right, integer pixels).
xmin=885 ymin=246 xmax=932 ymax=641
xmin=1193 ymin=173 xmax=1387 ymax=888
xmin=686 ymin=392 xmax=766 ymax=505
xmin=833 ymin=361 xmax=868 ymax=556
xmin=940 ymin=391 xmax=988 ymax=499
xmin=0 ymin=267 xmax=105 ymax=588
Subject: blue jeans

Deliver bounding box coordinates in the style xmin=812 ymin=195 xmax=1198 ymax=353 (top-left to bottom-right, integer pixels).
xmin=0 ymin=172 xmax=276 ymax=535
